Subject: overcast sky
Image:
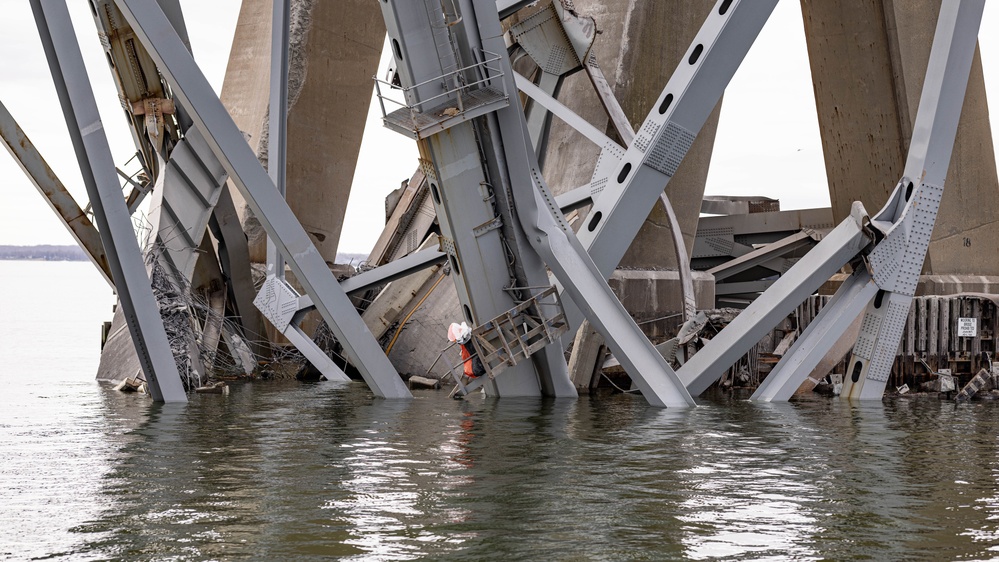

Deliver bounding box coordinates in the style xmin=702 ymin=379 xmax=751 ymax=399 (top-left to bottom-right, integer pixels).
xmin=1 ymin=1 xmax=998 ymax=260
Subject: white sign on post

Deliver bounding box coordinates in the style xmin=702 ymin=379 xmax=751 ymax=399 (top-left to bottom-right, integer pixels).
xmin=958 ymin=317 xmax=977 ymax=337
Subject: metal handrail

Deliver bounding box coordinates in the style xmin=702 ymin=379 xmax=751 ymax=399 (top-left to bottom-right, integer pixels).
xmin=398 ymin=52 xmax=501 ymax=93
xmin=373 ymin=49 xmax=507 ymax=122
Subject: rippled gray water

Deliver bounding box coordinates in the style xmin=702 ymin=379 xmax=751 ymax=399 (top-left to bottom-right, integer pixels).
xmin=5 ymin=262 xmax=999 ymax=561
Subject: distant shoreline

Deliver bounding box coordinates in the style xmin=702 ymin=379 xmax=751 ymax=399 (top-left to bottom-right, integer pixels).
xmin=0 ymin=245 xmax=89 ymax=261
xmin=0 ymin=245 xmax=370 ymax=264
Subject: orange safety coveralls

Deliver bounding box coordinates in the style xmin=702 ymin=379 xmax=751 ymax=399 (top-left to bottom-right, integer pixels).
xmin=460 ymin=344 xmax=477 ymax=377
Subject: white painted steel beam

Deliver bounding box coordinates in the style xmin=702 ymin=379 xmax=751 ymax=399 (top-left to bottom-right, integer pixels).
xmin=842 ymin=0 xmax=984 ymax=400
xmin=32 ymin=0 xmax=187 ymax=402
xmin=114 ymin=0 xmax=410 ymax=399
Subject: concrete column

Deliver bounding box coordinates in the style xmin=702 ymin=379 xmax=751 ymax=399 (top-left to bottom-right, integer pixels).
xmin=541 ymin=0 xmax=722 ymax=269
xmin=802 ymin=0 xmax=999 ymax=276
xmin=220 ymin=0 xmax=384 ymax=265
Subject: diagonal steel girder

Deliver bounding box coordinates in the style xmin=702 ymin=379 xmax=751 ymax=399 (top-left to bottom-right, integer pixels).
xmin=750 ymin=267 xmax=878 ymax=402
xmin=711 ymin=0 xmax=983 ymax=402
xmin=0 ymin=99 xmax=113 ymax=287
xmin=842 ymin=0 xmax=984 ymax=400
xmin=469 ymin=0 xmax=694 ymax=407
xmin=560 ymin=0 xmax=778 ymax=332
xmin=676 ymin=206 xmax=872 ymax=396
xmin=113 ymin=0 xmax=411 ymax=399
xmin=31 ymin=0 xmax=187 ymax=402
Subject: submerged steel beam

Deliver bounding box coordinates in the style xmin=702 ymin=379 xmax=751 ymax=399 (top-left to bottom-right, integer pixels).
xmin=0 ymin=100 xmax=113 ymax=287
xmin=842 ymin=0 xmax=984 ymax=400
xmin=751 ymin=268 xmax=878 ymax=402
xmin=114 ymin=0 xmax=410 ymax=398
xmin=32 ymin=0 xmax=187 ymax=402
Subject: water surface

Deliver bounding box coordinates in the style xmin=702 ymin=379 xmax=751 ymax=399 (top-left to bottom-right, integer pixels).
xmin=3 ymin=261 xmax=999 ymax=560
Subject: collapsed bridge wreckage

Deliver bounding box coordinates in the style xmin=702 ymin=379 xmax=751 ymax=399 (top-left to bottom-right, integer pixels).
xmin=5 ymin=0 xmax=999 ymax=405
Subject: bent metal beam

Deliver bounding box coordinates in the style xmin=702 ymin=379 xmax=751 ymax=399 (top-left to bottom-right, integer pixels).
xmin=113 ymin=0 xmax=411 ymax=399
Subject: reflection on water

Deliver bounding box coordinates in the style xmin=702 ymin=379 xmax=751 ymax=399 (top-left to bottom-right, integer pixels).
xmin=9 ymin=383 xmax=999 ymax=560
xmin=7 ymin=265 xmax=999 ymax=559
xmin=7 ymin=381 xmax=999 ymax=560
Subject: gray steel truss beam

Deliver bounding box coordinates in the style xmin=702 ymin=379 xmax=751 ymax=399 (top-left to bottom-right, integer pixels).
xmin=515 ymin=72 xmax=618 ymax=151
xmin=497 ymin=0 xmax=536 ymax=20
xmin=253 ymin=276 xmax=351 ymax=382
xmin=713 ymin=280 xmax=776 ymax=297
xmin=562 ymin=0 xmax=777 ymax=331
xmin=751 ymin=267 xmax=877 ymax=402
xmin=209 ymin=186 xmax=266 ymax=355
xmin=582 ymin=49 xmax=635 ymax=146
xmin=114 ymin=0 xmax=410 ymax=398
xmin=32 ymin=0 xmax=187 ymax=402
xmin=0 ymin=99 xmax=113 ymax=287
xmin=842 ymin=0 xmax=984 ymax=400
xmin=339 ymin=248 xmax=447 ymax=296
xmin=677 ymin=207 xmax=872 ymax=396
xmin=555 ymin=184 xmax=592 ymax=214
xmin=295 ymin=249 xmax=448 ymax=317
xmin=708 ymin=230 xmax=818 ymax=283
xmin=510 ymin=1 xmax=625 ymax=162
xmin=662 ymin=193 xmax=695 ymax=321
xmin=522 ymin=64 xmax=561 ymax=164
xmin=469 ymin=0 xmax=694 ymax=407
xmin=264 ymin=0 xmax=289 ymax=280
xmin=696 ymin=207 xmax=834 ymax=244
xmin=701 ymin=195 xmax=780 ymax=215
